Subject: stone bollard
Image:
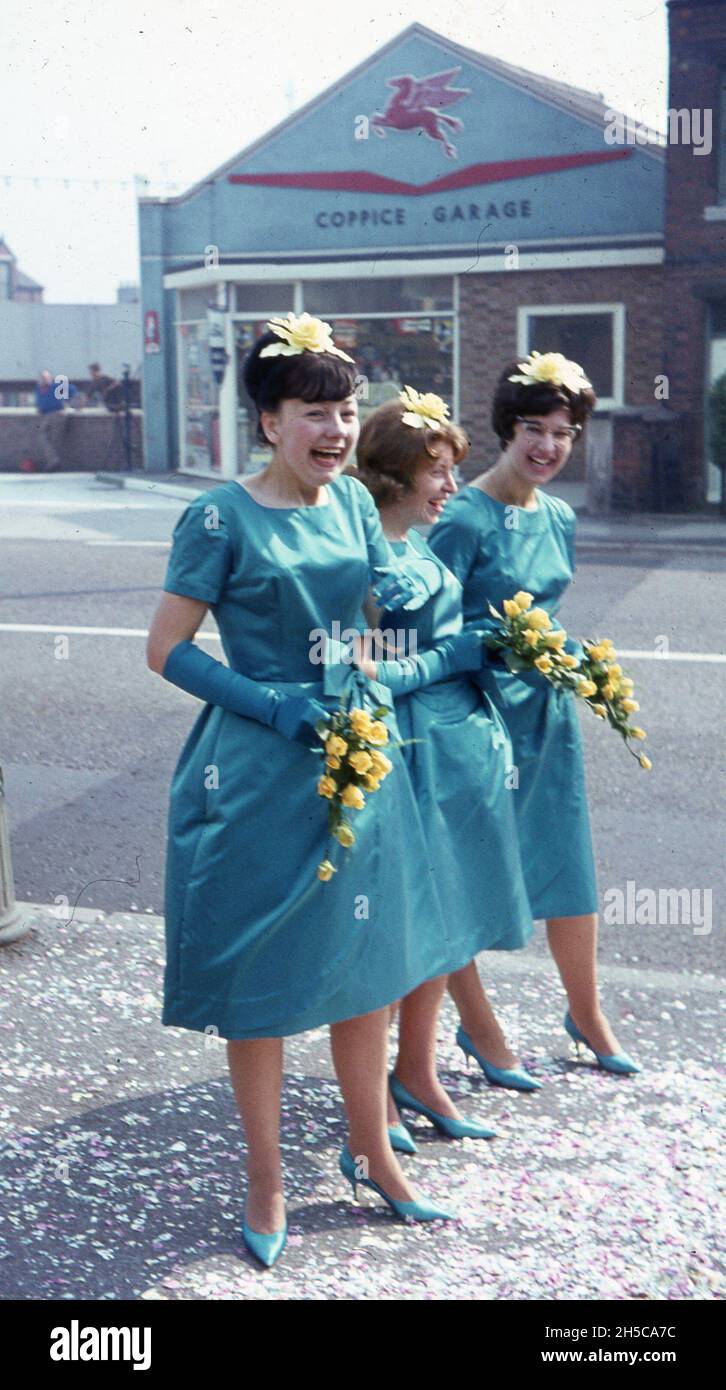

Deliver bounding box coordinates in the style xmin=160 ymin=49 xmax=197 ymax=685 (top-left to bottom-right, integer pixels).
xmin=0 ymin=763 xmax=31 ymax=944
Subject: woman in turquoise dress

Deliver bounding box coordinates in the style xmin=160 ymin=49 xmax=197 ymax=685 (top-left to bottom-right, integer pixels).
xmin=146 ymin=315 xmax=464 ymax=1268
xmin=351 ymin=388 xmax=538 ymax=1142
xmin=429 ymin=353 xmax=640 ymax=1083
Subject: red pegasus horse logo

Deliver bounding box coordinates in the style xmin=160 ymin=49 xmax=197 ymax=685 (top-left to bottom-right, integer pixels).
xmin=371 ymin=66 xmax=471 ymax=161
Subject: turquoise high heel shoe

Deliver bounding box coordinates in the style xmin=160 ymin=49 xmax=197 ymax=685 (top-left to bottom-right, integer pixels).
xmin=456 ymin=1025 xmax=542 ymax=1092
xmin=389 ymin=1074 xmax=497 ymax=1140
xmin=241 ymin=1215 xmax=288 ymax=1268
xmin=339 ymin=1146 xmax=455 ymax=1222
xmin=388 ymin=1122 xmax=417 ymax=1155
xmin=564 ymin=1011 xmax=641 ymax=1076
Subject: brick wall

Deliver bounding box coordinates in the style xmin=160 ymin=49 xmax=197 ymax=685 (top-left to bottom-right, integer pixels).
xmin=0 ymin=412 xmax=144 ymax=472
xmin=457 ymin=264 xmax=664 ymax=484
xmin=664 ymin=0 xmax=726 ymax=507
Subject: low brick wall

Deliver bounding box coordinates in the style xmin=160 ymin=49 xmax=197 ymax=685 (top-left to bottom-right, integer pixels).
xmin=0 ymin=410 xmax=144 ymax=472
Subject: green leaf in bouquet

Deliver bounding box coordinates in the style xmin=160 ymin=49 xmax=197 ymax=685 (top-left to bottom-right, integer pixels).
xmin=372 ymin=706 xmax=390 ymax=719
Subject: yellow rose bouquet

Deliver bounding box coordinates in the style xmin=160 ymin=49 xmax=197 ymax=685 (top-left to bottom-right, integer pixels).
xmin=484 ymin=594 xmax=651 ymax=769
xmin=315 ymin=704 xmax=394 ymax=882
xmin=484 ymin=591 xmax=579 ymax=690
xmin=574 ymin=638 xmax=651 ymax=770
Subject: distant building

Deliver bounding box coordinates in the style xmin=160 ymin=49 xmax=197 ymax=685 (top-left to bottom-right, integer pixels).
xmin=138 ymin=5 xmax=726 ymax=510
xmin=0 ymin=238 xmax=43 ymax=303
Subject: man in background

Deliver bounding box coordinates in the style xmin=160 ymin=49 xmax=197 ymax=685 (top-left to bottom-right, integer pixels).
xmin=88 ymin=362 xmax=122 ymax=410
xmin=35 ymin=369 xmax=79 ymax=472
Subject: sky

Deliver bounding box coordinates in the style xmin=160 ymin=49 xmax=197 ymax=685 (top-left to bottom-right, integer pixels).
xmin=0 ymin=0 xmax=669 ymax=303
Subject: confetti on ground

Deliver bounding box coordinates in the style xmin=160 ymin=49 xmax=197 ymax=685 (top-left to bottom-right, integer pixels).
xmin=0 ymin=909 xmax=723 ymax=1300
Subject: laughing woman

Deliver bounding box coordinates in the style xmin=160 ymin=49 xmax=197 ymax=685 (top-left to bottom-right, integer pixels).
xmin=146 ymin=315 xmax=464 ymax=1269
xmin=352 ymin=387 xmax=537 ymax=1141
xmin=429 ymin=353 xmax=641 ymax=1082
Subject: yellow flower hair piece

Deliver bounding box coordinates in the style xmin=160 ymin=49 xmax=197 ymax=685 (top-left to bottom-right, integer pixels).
xmin=260 ymin=312 xmax=355 ymax=362
xmin=508 ymin=351 xmax=592 ymax=395
xmin=399 ymin=384 xmax=451 ymax=431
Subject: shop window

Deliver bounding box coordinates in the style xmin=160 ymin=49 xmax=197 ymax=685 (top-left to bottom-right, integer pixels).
xmin=178 ymin=323 xmax=221 ymax=474
xmin=519 ymin=306 xmax=622 ymax=407
xmin=303 ymin=277 xmax=453 ymax=315
xmin=235 ymin=282 xmax=296 ymax=312
xmin=177 ymin=286 xmax=217 ymax=321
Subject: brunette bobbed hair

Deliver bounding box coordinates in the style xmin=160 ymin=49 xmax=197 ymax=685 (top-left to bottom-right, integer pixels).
xmin=353 ymin=398 xmax=469 ymax=507
xmin=242 ymin=330 xmax=359 ymax=445
xmin=491 ymin=361 xmax=597 ymax=448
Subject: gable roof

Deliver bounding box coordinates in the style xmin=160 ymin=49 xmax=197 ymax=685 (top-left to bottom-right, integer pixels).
xmin=143 ymin=21 xmax=664 ymax=206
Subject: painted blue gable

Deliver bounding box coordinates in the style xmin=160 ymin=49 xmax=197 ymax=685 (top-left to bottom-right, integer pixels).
xmin=148 ymin=24 xmax=664 ymax=259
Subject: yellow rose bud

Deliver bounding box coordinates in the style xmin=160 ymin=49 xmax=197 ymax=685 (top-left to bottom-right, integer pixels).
xmin=363 ymin=775 xmax=382 ymax=792
xmin=543 ymin=629 xmax=567 ymax=648
xmin=349 ymin=708 xmax=373 ymax=736
xmin=341 ymin=784 xmax=365 ymax=809
xmin=503 ymin=598 xmax=521 ymax=619
xmin=587 ymin=643 xmax=607 ymax=661
xmin=325 ymin=755 xmax=341 ymax=770
xmin=630 ymin=727 xmax=647 ymax=740
xmin=317 ymin=776 xmax=337 ymax=800
xmin=317 ymin=860 xmax=336 ymax=881
xmin=619 ymin=677 xmax=634 ymax=692
xmin=608 ymin=664 xmax=623 ymax=678
xmin=366 ymin=721 xmax=389 ymax=746
xmin=527 ymin=608 xmax=552 ymax=630
xmin=326 ymin=734 xmax=348 ymax=757
xmin=560 ymin=653 xmax=580 ymax=669
xmin=601 ymin=683 xmax=615 ymax=699
xmin=621 ymin=699 xmax=639 ymax=712
xmin=534 ymin=654 xmax=554 ymax=673
xmin=593 ymin=703 xmax=608 ymax=717
xmin=334 ymin=823 xmax=355 ymax=847
xmin=347 ymin=750 xmax=373 ymax=774
xmin=578 ymin=679 xmax=598 ymax=698
xmin=370 ymin=751 xmax=392 ymax=776
xmin=523 ymin=628 xmax=541 ymax=647
xmin=638 ymin=754 xmax=652 ymax=770
xmin=513 ymin=590 xmax=534 ymax=610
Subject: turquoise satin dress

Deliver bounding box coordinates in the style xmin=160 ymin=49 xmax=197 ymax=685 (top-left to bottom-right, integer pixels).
xmin=429 ymin=487 xmax=598 ymax=921
xmin=161 ymin=474 xmax=451 ymax=1040
xmin=381 ymin=530 xmax=533 ymax=961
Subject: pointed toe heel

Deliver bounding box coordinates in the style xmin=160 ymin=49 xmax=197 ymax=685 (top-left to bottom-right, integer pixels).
xmin=564 ymin=1011 xmax=641 ymax=1076
xmin=339 ymin=1147 xmax=455 ymax=1222
xmin=389 ymin=1073 xmax=497 ymax=1140
xmin=455 ymin=1026 xmax=542 ymax=1092
xmin=241 ymin=1217 xmax=288 ymax=1268
xmin=388 ymin=1122 xmax=418 ymax=1155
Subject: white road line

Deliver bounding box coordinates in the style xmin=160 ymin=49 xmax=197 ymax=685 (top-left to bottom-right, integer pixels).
xmin=0 ymin=625 xmax=724 ymax=660
xmin=84 ymin=540 xmax=171 ymax=546
xmin=0 ymin=623 xmax=219 ymax=639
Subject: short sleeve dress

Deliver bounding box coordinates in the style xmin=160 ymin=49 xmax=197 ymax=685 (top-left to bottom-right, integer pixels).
xmin=429 ymin=486 xmax=598 ymax=921
xmin=161 ymin=473 xmax=452 ymax=1040
xmin=381 ymin=528 xmax=534 ymax=962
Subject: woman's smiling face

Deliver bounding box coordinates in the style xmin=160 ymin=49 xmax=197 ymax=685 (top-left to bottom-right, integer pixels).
xmin=505 ymin=408 xmax=577 ymax=488
xmin=403 ymin=441 xmax=459 ymax=528
xmin=260 ymin=395 xmax=360 ymax=490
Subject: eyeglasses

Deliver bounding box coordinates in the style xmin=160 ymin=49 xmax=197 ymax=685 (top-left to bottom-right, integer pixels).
xmin=515 ymin=417 xmax=581 ymax=444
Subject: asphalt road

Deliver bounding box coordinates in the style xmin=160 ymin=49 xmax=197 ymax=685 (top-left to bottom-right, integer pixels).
xmin=1 ymin=474 xmax=723 ymax=976
xmin=0 ymin=474 xmax=723 ymax=1303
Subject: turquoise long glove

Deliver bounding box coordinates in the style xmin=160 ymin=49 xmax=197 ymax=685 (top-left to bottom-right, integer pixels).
xmin=376 ymin=629 xmax=489 ymax=697
xmin=371 ymin=555 xmax=443 ymax=613
xmin=162 ymin=639 xmax=328 ymax=749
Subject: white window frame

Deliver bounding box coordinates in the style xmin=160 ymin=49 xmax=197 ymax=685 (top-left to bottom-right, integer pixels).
xmin=516 ymin=303 xmax=625 ymax=409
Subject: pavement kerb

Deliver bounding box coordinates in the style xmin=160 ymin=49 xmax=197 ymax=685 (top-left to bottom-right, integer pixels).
xmin=94 ymin=472 xmax=726 ymax=548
